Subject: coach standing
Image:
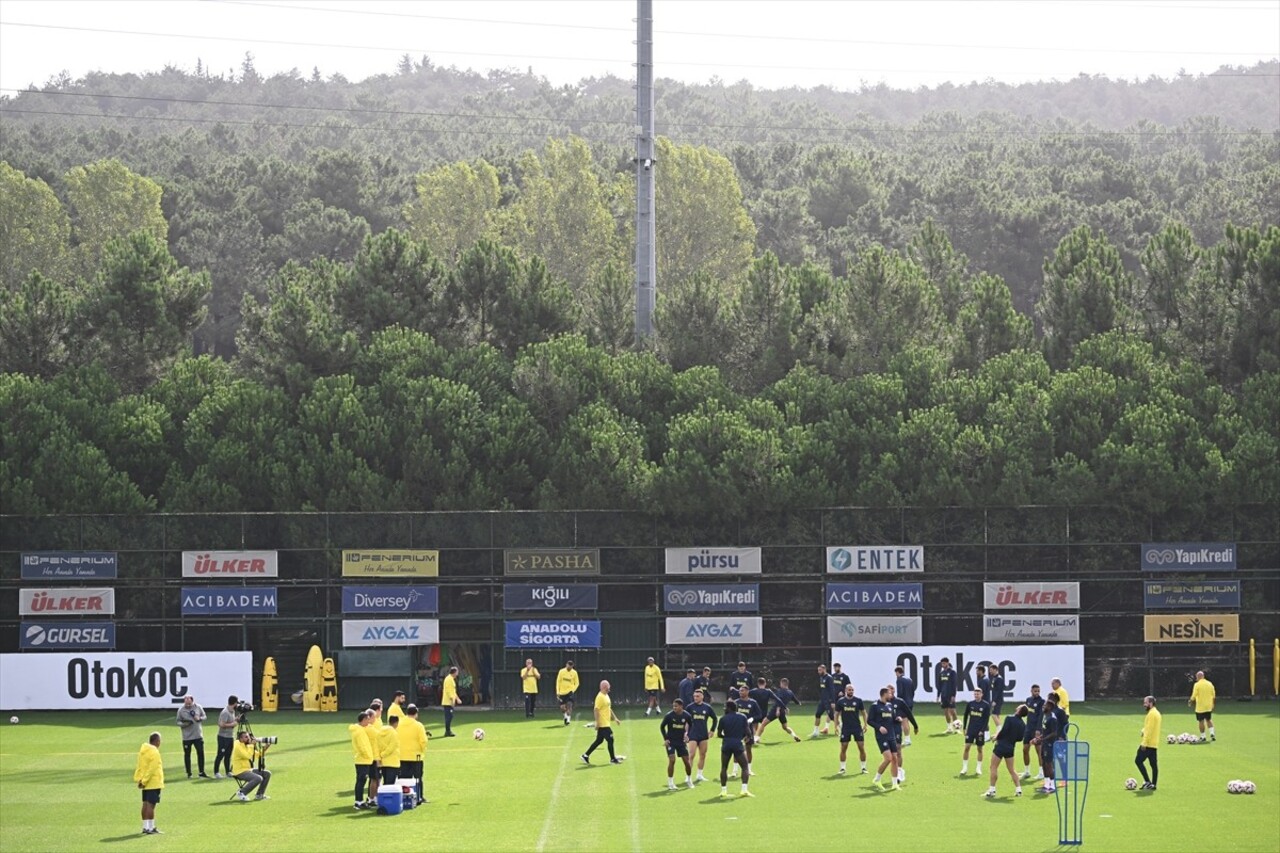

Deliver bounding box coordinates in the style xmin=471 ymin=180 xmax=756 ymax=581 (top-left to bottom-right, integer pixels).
xmin=213 ymin=695 xmax=237 ymax=778
xmin=176 ymin=694 xmax=209 ymax=778
xmin=133 ymin=731 xmax=164 ymax=835
xmin=581 ymin=680 xmax=624 ymax=765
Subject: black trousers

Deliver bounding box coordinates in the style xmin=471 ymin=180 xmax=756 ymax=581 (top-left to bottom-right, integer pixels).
xmin=1135 ymin=746 xmax=1158 ymax=785
xmin=354 ymin=763 xmax=376 ymax=802
xmin=213 ymin=736 xmax=234 ymax=775
xmin=524 ymin=693 xmax=536 ymax=717
xmin=444 ymin=706 xmax=454 ymax=734
xmin=182 ymin=737 xmax=205 ymax=775
xmin=400 ymin=760 xmax=424 ymax=800
xmin=584 ymin=725 xmax=615 ymax=760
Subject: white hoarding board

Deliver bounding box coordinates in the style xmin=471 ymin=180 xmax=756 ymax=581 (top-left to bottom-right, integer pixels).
xmin=0 ymin=651 xmax=252 ymax=710
xmin=342 ymin=619 xmax=440 ymax=647
xmin=830 ymin=644 xmax=1085 ymax=703
xmin=665 ymin=616 xmax=764 ymax=645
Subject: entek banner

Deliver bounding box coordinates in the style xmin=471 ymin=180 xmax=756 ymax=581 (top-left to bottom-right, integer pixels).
xmin=0 ymin=651 xmax=251 ymax=710
xmin=827 ymin=546 xmax=923 ymax=574
xmin=983 ymin=582 xmax=1080 ymax=610
xmin=182 ymin=550 xmax=278 ymax=578
xmin=19 ymin=588 xmax=115 ymax=616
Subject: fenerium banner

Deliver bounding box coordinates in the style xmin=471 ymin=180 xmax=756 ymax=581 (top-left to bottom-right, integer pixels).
xmin=665 ymin=616 xmax=764 ymax=645
xmin=1144 ymin=581 xmax=1241 ymax=610
xmin=1141 ymin=542 xmax=1236 ymax=572
xmin=22 ymin=552 xmax=117 ymax=580
xmin=504 ymin=620 xmax=602 ymax=649
xmin=664 ymin=584 xmax=759 ymax=613
xmin=827 ymin=616 xmax=922 ymax=644
xmin=1143 ymin=614 xmax=1240 ymax=643
xmin=19 ymin=588 xmax=115 ymax=616
xmin=504 ymin=549 xmax=600 ymax=576
xmin=181 ymin=588 xmax=278 ymax=616
xmin=983 ymin=615 xmax=1080 ymax=642
xmin=827 ymin=546 xmax=923 ymax=574
xmin=503 ymin=584 xmax=598 ymax=611
xmin=20 ymin=622 xmax=116 ymax=650
xmin=343 ymin=586 xmax=439 ymax=614
xmin=342 ymin=550 xmax=439 ymax=577
xmin=664 ymin=547 xmax=762 ymax=575
xmin=983 ymin=582 xmax=1080 ymax=610
xmin=183 ymin=550 xmax=278 ymax=578
xmin=826 ymin=583 xmax=923 ymax=610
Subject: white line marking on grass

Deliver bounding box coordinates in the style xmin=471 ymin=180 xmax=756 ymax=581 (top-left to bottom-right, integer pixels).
xmin=622 ymin=711 xmax=640 ymax=852
xmin=535 ymin=723 xmax=577 ymax=853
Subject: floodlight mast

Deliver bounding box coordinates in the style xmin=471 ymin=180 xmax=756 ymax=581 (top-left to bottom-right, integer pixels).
xmin=634 ymin=0 xmax=656 ymax=343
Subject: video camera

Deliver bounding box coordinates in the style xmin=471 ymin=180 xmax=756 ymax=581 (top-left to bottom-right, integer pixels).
xmin=235 ymin=701 xmax=255 ymax=716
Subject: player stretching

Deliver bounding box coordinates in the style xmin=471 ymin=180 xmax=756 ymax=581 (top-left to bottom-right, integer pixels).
xmin=985 ymin=704 xmax=1028 ymax=798
xmin=1020 ymin=684 xmax=1045 ymax=781
xmin=961 ymin=688 xmax=991 ymax=776
xmin=660 ymin=699 xmax=694 ymax=790
xmin=685 ymin=688 xmax=717 ymax=783
xmin=867 ymin=687 xmax=901 ymax=791
xmin=835 ymin=684 xmax=867 ymax=775
xmin=887 ymin=683 xmax=917 ymax=783
xmin=748 ymin=678 xmax=777 ymax=738
xmin=757 ymin=678 xmax=802 ymax=742
xmin=810 ymin=665 xmax=838 ymax=738
xmin=893 ymin=666 xmax=916 ymax=746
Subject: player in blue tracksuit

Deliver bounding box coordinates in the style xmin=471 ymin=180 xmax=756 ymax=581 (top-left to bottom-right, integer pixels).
xmin=685 ymin=689 xmax=718 ymax=783
xmin=961 ymin=689 xmax=992 ymax=776
xmin=716 ymin=701 xmax=753 ymax=798
xmin=936 ymin=657 xmax=959 ymax=730
xmin=677 ymin=668 xmax=697 ymax=707
xmin=977 ymin=665 xmax=991 ymax=704
xmin=811 ymin=665 xmax=838 ymax=737
xmin=728 ymin=662 xmax=754 ymax=695
xmin=829 ymin=663 xmax=851 ymax=725
xmin=757 ymin=678 xmax=802 ymax=742
xmin=835 ymin=684 xmax=867 ymax=775
xmin=894 ymin=666 xmax=916 ymax=746
xmin=1020 ymin=684 xmax=1046 ymax=780
xmin=989 ymin=667 xmax=1006 ymax=729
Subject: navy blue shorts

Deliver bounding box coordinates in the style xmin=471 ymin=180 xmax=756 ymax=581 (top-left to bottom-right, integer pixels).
xmin=665 ymin=740 xmax=689 ymax=758
xmin=840 ymin=728 xmax=864 ymax=744
xmin=141 ymin=789 xmax=161 ymax=804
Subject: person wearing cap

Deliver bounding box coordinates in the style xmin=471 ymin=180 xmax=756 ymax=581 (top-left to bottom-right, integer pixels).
xmin=556 ymin=660 xmax=579 ymax=726
xmin=677 ymin=668 xmax=697 ymax=708
xmin=644 ymin=657 xmax=665 ymax=717
xmin=521 ymin=659 xmax=541 ymax=718
xmin=387 ymin=690 xmax=407 ymax=727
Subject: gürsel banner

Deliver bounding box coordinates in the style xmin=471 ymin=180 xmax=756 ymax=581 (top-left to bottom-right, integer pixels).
xmin=342 ymin=550 xmax=439 ymax=577
xmin=1143 ymin=614 xmax=1240 ymax=643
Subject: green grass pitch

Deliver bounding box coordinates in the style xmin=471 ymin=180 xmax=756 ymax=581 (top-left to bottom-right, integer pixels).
xmin=1 ymin=701 xmax=1276 ymax=852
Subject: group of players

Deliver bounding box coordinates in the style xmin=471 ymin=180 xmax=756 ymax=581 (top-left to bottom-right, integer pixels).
xmin=642 ymin=658 xmax=1075 ymax=799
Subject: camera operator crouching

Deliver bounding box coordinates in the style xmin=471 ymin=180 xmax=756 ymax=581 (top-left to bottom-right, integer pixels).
xmin=231 ymin=731 xmax=274 ymax=802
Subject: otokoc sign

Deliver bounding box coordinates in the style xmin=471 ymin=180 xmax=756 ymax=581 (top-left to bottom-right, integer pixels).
xmin=825 ymin=583 xmax=923 ymax=610
xmin=504 ymin=620 xmax=602 ymax=648
xmin=1143 ymin=581 xmax=1241 ymax=610
xmin=19 ymin=588 xmax=115 ymax=616
xmin=342 ymin=619 xmax=440 ymax=647
xmin=664 ymin=584 xmax=759 ymax=612
xmin=21 ymin=552 xmax=117 ymax=580
xmin=342 ymin=586 xmax=439 ymax=614
xmin=830 ymin=645 xmax=1086 ymax=703
xmin=665 ymin=617 xmax=764 ymax=645
xmin=983 ymin=582 xmax=1080 ymax=610
xmin=20 ymin=622 xmax=116 ymax=650
xmin=664 ymin=547 xmax=763 ymax=575
xmin=503 ymin=584 xmax=598 ymax=611
xmin=827 ymin=546 xmax=924 ymax=574
xmin=983 ymin=615 xmax=1080 ymax=642
xmin=0 ymin=651 xmax=252 ymax=710
xmin=181 ymin=588 xmax=278 ymax=616
xmin=182 ymin=551 xmax=278 ymax=578
xmin=1143 ymin=614 xmax=1240 ymax=643
xmin=827 ymin=616 xmax=922 ymax=643
xmin=1142 ymin=543 xmax=1236 ymax=572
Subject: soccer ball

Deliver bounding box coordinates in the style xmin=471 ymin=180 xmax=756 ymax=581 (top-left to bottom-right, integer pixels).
xmin=8 ymin=716 xmax=17 ymax=724
xmin=1242 ymin=780 xmax=1256 ymax=794
xmin=1166 ymin=734 xmax=1176 ymax=744
xmin=472 ymin=728 xmax=485 ymax=741
xmin=1227 ymin=780 xmax=1242 ymax=793
xmin=1125 ymin=778 xmax=1138 ymax=790
xmin=950 ymin=719 xmax=964 ymax=732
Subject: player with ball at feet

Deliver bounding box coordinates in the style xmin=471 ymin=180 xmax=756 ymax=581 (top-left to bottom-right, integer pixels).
xmin=1135 ymin=695 xmax=1161 ymax=791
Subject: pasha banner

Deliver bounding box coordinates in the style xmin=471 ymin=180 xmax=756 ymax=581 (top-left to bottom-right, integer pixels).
xmin=503 ymin=549 xmax=600 ymax=576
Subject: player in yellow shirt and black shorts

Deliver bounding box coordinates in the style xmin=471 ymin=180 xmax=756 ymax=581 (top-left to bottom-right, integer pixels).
xmin=1189 ymin=671 xmax=1216 ymax=741
xmin=581 ymin=680 xmax=624 ymax=765
xmin=556 ymin=660 xmax=580 ymax=726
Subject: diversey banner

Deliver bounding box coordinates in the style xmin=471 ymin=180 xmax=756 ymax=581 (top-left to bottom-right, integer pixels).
xmin=826 ymin=583 xmax=923 ymax=610
xmin=983 ymin=582 xmax=1080 ymax=610
xmin=827 ymin=616 xmax=922 ymax=643
xmin=1143 ymin=581 xmax=1241 ymax=610
xmin=503 ymin=584 xmax=598 ymax=611
xmin=830 ymin=644 xmax=1086 ymax=703
xmin=664 ymin=584 xmax=759 ymax=613
xmin=20 ymin=622 xmax=116 ymax=650
xmin=342 ymin=586 xmax=439 ymax=614
xmin=21 ymin=552 xmax=117 ymax=580
xmin=1143 ymin=614 xmax=1239 ymax=643
xmin=0 ymin=651 xmax=251 ymax=710
xmin=504 ymin=620 xmax=602 ymax=649
xmin=182 ymin=550 xmax=278 ymax=578
xmin=1141 ymin=542 xmax=1236 ymax=571
xmin=983 ymin=615 xmax=1080 ymax=642
xmin=664 ymin=547 xmax=762 ymax=575
xmin=181 ymin=588 xmax=278 ymax=616
xmin=827 ymin=546 xmax=923 ymax=574
xmin=342 ymin=550 xmax=439 ymax=577
xmin=342 ymin=619 xmax=440 ymax=647
xmin=665 ymin=616 xmax=764 ymax=645
xmin=19 ymin=588 xmax=115 ymax=616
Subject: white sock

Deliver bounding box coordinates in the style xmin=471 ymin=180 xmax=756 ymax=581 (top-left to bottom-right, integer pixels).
xmin=977 ymin=763 xmax=982 ymax=774
xmin=840 ymin=762 xmax=846 ymax=771
xmin=873 ymin=773 xmax=882 ymax=782
xmin=897 ymin=769 xmax=904 ymax=780
xmin=861 ymin=762 xmax=867 ymax=770
xmin=962 ymin=762 xmax=968 ymax=773
xmin=720 ymin=786 xmax=727 ymax=795
xmin=740 ymin=782 xmax=749 ymax=793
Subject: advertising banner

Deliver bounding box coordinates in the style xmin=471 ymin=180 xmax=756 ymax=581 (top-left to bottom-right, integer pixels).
xmin=503 ymin=584 xmax=598 ymax=611
xmin=0 ymin=651 xmax=252 ymax=710
xmin=826 ymin=546 xmax=924 ymax=574
xmin=830 ymin=644 xmax=1086 ymax=703
xmin=342 ymin=586 xmax=439 ymax=614
xmin=663 ymin=584 xmax=760 ymax=612
xmin=1143 ymin=580 xmax=1241 ymax=610
xmin=664 ymin=547 xmax=763 ymax=575
xmin=503 ymin=549 xmax=600 ymax=576
xmin=665 ymin=616 xmax=764 ymax=645
xmin=825 ymin=583 xmax=923 ymax=610
xmin=341 ymin=550 xmax=439 ymax=577
xmin=827 ymin=615 xmax=922 ymax=644
xmin=983 ymin=582 xmax=1080 ymax=610
xmin=21 ymin=552 xmax=117 ymax=580
xmin=181 ymin=588 xmax=278 ymax=616
xmin=1141 ymin=542 xmax=1236 ymax=572
xmin=1143 ymin=614 xmax=1240 ymax=643
xmin=182 ymin=550 xmax=278 ymax=578
xmin=19 ymin=588 xmax=115 ymax=616
xmin=504 ymin=620 xmax=602 ymax=648
xmin=983 ymin=615 xmax=1080 ymax=642
xmin=342 ymin=619 xmax=440 ymax=647
xmin=19 ymin=622 xmax=116 ymax=650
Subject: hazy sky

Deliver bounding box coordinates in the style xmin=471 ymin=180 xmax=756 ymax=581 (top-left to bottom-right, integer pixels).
xmin=1 ymin=0 xmax=1277 ymax=93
